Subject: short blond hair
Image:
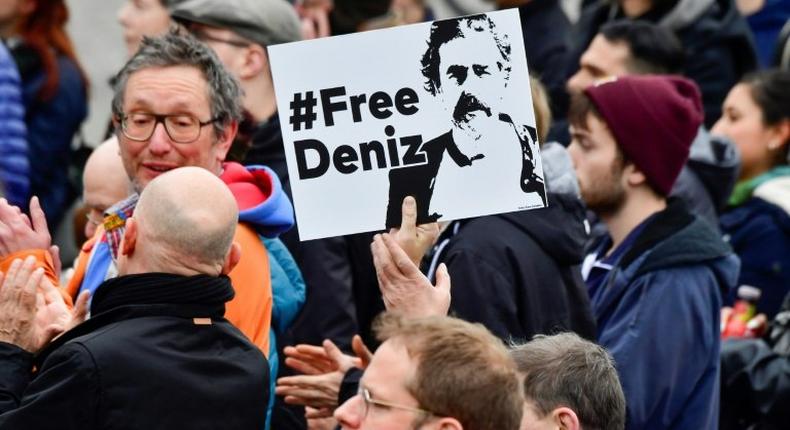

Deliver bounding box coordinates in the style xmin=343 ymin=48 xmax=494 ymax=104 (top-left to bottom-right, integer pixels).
xmin=374 ymin=313 xmax=523 ymax=430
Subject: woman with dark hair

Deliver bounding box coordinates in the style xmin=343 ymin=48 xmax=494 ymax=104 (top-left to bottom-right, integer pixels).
xmin=713 ymin=68 xmax=790 ymax=318
xmin=3 ymin=0 xmax=87 ymax=230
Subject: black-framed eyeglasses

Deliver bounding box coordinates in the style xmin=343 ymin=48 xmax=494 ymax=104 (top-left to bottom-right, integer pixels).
xmin=356 ymin=388 xmax=434 ymax=420
xmin=118 ymin=112 xmax=220 ymax=144
xmin=190 ymin=28 xmax=251 ymax=49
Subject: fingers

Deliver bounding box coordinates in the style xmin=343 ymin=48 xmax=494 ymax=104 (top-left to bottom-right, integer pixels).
xmin=381 ymin=233 xmax=420 ymax=277
xmin=29 ymin=197 xmax=50 ymax=241
xmin=305 ymin=407 xmax=333 ymax=419
xmin=69 ymin=291 xmax=91 ymax=329
xmin=285 ymin=357 xmax=327 ymax=376
xmin=435 ymin=263 xmax=451 ymax=294
xmin=40 ymin=324 xmax=66 ymax=346
xmin=399 ymin=196 xmax=417 ymax=236
xmin=351 ymin=335 xmax=372 ymax=368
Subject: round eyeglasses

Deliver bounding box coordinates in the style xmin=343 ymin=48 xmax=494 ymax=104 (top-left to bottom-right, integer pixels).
xmin=356 ymin=388 xmax=435 ymax=420
xmin=119 ymin=112 xmax=220 ymax=144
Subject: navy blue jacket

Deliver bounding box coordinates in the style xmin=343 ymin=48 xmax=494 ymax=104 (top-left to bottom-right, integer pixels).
xmin=721 ymin=197 xmax=790 ymax=318
xmin=589 ymin=200 xmax=739 ymax=429
xmin=13 ymin=45 xmax=87 ymax=229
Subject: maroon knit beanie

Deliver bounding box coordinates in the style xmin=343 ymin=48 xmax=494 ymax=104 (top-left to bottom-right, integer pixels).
xmin=583 ymin=75 xmax=703 ymax=196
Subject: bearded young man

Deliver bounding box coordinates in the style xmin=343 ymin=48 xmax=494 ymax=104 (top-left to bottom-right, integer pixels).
xmin=567 ymin=75 xmax=738 ymax=430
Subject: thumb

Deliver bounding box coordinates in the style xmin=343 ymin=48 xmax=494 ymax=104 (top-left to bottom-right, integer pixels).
xmin=352 ymin=334 xmax=373 ymax=369
xmin=40 ymin=324 xmax=66 ymax=348
xmin=322 ymin=339 xmax=347 ymax=369
xmin=435 ymin=263 xmax=451 ymax=295
xmin=69 ymin=290 xmax=91 ymax=329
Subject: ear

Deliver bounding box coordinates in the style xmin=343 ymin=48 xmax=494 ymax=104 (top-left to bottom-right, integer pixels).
xmin=213 ymin=120 xmax=239 ymax=162
xmin=767 ymin=119 xmax=790 ymax=151
xmin=624 ymin=161 xmax=648 ymax=188
xmin=120 ymin=217 xmax=138 ymax=257
xmin=238 ymin=45 xmax=269 ymax=80
xmin=221 ymin=241 xmax=242 ymax=275
xmin=432 ymin=417 xmax=464 ymax=430
xmin=551 ymin=407 xmax=581 ymax=430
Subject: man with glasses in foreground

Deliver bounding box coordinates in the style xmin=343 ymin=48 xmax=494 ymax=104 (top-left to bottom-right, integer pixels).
xmin=333 ymin=313 xmax=523 ymax=430
xmin=0 ymin=29 xmax=295 ymax=367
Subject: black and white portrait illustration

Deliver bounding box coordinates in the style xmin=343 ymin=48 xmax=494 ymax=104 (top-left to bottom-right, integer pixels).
xmin=385 ymin=14 xmax=545 ymax=228
xmin=271 ymin=9 xmax=546 ymax=240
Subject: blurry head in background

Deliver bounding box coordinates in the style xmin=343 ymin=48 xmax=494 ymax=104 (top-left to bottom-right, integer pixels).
xmin=81 ymin=137 xmax=132 ymax=240
xmin=118 ymin=0 xmax=187 ymax=57
xmin=0 ymin=0 xmax=87 ymax=101
xmin=712 ymin=69 xmax=790 ymax=181
xmin=566 ymin=20 xmax=684 ymax=95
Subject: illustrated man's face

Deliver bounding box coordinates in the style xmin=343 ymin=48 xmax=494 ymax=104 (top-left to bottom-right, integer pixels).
xmin=117 ymin=65 xmax=234 ymax=192
xmin=437 ymin=23 xmax=509 ymax=138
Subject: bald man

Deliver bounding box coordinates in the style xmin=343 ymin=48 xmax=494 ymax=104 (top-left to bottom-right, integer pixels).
xmin=0 ymin=167 xmax=268 ymax=429
xmin=79 ymin=137 xmax=132 ymax=241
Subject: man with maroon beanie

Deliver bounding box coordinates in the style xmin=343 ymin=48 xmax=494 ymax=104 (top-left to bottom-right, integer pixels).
xmin=567 ymin=75 xmax=739 ymax=430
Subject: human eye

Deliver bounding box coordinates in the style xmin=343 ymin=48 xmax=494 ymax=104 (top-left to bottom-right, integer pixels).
xmin=128 ymin=113 xmax=153 ymax=127
xmin=446 ymin=65 xmax=468 ymax=85
xmin=472 ymin=64 xmax=490 ymax=77
xmin=168 ymin=115 xmax=197 ymax=130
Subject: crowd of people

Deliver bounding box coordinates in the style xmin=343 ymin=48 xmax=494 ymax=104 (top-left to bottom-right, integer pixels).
xmin=0 ymin=0 xmax=788 ymax=429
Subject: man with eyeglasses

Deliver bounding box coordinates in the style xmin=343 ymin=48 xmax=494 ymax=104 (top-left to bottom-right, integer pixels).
xmin=333 ymin=313 xmax=524 ymax=430
xmin=0 ymin=28 xmax=296 ymax=395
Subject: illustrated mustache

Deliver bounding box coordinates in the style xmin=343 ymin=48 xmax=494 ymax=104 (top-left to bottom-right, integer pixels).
xmin=452 ymin=92 xmax=492 ymax=123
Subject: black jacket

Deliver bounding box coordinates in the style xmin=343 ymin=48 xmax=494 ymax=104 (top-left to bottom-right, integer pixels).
xmin=721 ymin=293 xmax=790 ymax=430
xmin=0 ymin=273 xmax=269 ymax=429
xmin=430 ymin=192 xmax=597 ymax=343
xmin=568 ymin=0 xmax=757 ymax=128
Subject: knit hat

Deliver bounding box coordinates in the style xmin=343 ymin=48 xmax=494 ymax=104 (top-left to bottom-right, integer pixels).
xmin=584 ymin=75 xmax=703 ymax=195
xmin=171 ymin=0 xmax=301 ymax=48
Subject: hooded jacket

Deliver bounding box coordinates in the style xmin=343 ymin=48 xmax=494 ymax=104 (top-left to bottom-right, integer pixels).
xmin=0 ymin=273 xmax=269 ymax=430
xmin=426 ymin=143 xmax=596 ymax=342
xmin=568 ymin=0 xmax=757 ymax=128
xmin=672 ymin=128 xmax=740 ymax=227
xmin=721 ymin=173 xmax=790 ymax=318
xmin=64 ymin=162 xmax=295 ymax=358
xmin=588 ymin=199 xmax=739 ymax=430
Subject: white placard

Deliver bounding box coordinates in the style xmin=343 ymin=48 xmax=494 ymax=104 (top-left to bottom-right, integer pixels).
xmin=270 ymin=9 xmax=546 ymax=240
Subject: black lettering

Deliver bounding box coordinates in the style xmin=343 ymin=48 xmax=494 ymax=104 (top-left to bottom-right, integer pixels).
xmin=359 ymin=140 xmax=386 ymax=171
xmin=320 ymin=86 xmax=347 ymax=127
xmin=295 ymin=139 xmax=330 ymax=179
xmin=350 ymin=94 xmax=367 ymax=123
xmin=395 ymin=88 xmax=419 ymax=115
xmin=369 ymin=91 xmax=393 ymax=119
xmin=401 ymin=135 xmax=426 ymax=165
xmin=333 ymin=145 xmax=359 ymax=174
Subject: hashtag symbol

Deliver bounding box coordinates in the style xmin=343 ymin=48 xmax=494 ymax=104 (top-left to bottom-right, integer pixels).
xmin=289 ymin=91 xmax=318 ymax=131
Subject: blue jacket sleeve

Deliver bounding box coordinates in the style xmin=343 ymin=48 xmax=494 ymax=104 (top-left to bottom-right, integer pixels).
xmin=599 ymin=268 xmax=722 ymax=430
xmin=0 ymin=44 xmax=28 ymax=206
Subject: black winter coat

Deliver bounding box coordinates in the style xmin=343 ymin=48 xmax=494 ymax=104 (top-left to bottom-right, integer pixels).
xmin=0 ymin=274 xmax=269 ymax=429
xmin=430 ymin=192 xmax=597 ymax=343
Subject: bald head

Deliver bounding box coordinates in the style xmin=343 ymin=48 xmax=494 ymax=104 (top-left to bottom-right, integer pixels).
xmin=83 ymin=138 xmax=132 ymax=237
xmin=129 ymin=167 xmax=239 ymax=275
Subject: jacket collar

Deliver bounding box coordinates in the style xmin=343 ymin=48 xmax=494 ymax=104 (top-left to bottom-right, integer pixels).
xmin=35 ymin=274 xmax=234 ymax=367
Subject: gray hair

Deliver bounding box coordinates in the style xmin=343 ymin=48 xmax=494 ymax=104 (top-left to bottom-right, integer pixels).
xmin=510 ymin=333 xmax=626 ymax=430
xmin=111 ymin=26 xmax=243 ymax=140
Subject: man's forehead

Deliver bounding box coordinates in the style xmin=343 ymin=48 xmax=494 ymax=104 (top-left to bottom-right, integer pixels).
xmin=124 ymin=65 xmax=210 ymax=111
xmin=360 ymin=340 xmax=415 ymax=396
xmin=584 ymin=36 xmax=632 ymax=74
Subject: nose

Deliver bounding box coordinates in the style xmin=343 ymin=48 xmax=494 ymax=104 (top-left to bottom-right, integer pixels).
xmin=146 ymin=122 xmax=174 ymax=155
xmin=710 ymin=117 xmax=726 ymax=137
xmin=566 ymin=71 xmax=586 ymax=95
xmin=117 ymin=2 xmax=131 ymax=26
xmin=334 ymin=395 xmax=363 ymax=429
